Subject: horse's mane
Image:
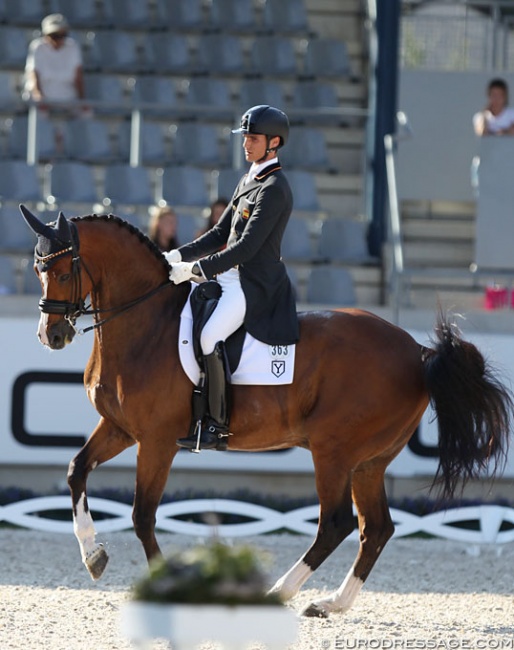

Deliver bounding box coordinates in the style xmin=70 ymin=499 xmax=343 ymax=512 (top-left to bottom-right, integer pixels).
xmin=70 ymin=213 xmax=171 ymax=275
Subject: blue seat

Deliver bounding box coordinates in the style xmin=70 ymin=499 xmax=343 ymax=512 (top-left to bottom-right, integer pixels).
xmin=213 ymin=168 xmax=245 ymax=199
xmin=281 ymin=127 xmax=333 ymax=172
xmin=209 ymin=0 xmax=256 ymax=33
xmin=239 ymin=79 xmax=286 ymax=113
xmin=0 ymin=70 xmax=23 ymax=111
xmin=0 ymin=204 xmax=35 ymax=252
xmin=195 ymin=34 xmax=246 ymax=76
xmin=306 ymin=266 xmax=357 ymax=306
xmin=0 ymin=160 xmax=44 ymax=203
xmin=94 ymin=31 xmax=147 ymax=74
xmin=103 ymin=164 xmax=155 ymax=208
xmin=50 ymin=0 xmax=104 ymax=28
xmin=146 ymin=33 xmax=193 ymax=76
xmin=118 ymin=120 xmax=170 ymax=166
xmin=0 ymin=27 xmax=30 ymax=69
xmin=290 ymin=80 xmax=343 ymax=126
xmin=262 ymin=0 xmax=310 ymax=35
xmin=304 ymin=39 xmax=352 ymax=79
xmin=155 ymin=0 xmax=206 ymax=32
xmin=176 ymin=213 xmax=199 ymax=245
xmin=131 ymin=76 xmax=180 ymax=118
xmin=183 ymin=78 xmax=233 ymax=121
xmin=5 ymin=0 xmax=46 ymax=26
xmin=65 ymin=118 xmax=116 ymax=163
xmin=49 ymin=162 xmax=98 ymax=206
xmin=286 ymin=170 xmax=320 ymax=212
xmin=161 ymin=166 xmax=209 ymax=208
xmin=6 ymin=114 xmax=61 ymax=161
xmin=84 ymin=74 xmax=130 ymax=116
xmin=103 ymin=0 xmax=153 ymax=29
xmin=317 ymin=219 xmax=375 ymax=264
xmin=281 ymin=216 xmax=313 ymax=262
xmin=171 ymin=123 xmax=225 ymax=168
xmin=0 ymin=255 xmax=17 ymax=294
xmin=250 ymin=36 xmax=297 ymax=77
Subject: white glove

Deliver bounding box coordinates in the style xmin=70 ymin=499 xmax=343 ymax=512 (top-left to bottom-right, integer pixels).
xmin=169 ymin=262 xmax=199 ymax=284
xmin=164 ymin=249 xmax=182 ymax=264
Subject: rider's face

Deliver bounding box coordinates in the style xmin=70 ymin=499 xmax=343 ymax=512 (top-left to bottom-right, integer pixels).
xmin=243 ymin=133 xmax=268 ymax=162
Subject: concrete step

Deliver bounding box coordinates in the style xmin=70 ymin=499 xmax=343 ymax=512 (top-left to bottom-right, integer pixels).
xmin=402 ymin=218 xmax=475 ymax=241
xmin=402 ymin=240 xmax=474 ymax=267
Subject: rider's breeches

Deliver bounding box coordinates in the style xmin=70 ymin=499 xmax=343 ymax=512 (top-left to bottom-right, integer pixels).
xmin=200 ymin=268 xmax=247 ymax=355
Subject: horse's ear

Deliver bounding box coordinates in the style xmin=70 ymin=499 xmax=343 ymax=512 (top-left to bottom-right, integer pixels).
xmin=19 ymin=204 xmax=54 ymax=238
xmin=55 ymin=210 xmax=72 ymax=244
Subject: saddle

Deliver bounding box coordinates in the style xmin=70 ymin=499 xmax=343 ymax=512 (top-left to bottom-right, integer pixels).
xmin=189 ymin=281 xmax=245 ymax=375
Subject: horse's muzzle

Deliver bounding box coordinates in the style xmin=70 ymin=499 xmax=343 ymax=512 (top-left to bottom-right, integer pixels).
xmin=44 ymin=320 xmax=76 ymax=350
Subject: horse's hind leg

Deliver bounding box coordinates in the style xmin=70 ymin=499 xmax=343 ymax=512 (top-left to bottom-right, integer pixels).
xmin=303 ymin=462 xmax=394 ymax=618
xmin=67 ymin=418 xmax=135 ymax=580
xmin=269 ymin=465 xmax=354 ymax=603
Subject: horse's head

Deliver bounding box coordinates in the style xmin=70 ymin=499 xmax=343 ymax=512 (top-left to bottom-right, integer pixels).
xmin=20 ymin=204 xmax=89 ymax=350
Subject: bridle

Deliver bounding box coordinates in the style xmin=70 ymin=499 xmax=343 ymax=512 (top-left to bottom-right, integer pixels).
xmin=36 ymin=239 xmax=171 ymax=335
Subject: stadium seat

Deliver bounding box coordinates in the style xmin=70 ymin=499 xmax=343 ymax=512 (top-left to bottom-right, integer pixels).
xmin=286 ymin=170 xmax=320 ymax=212
xmin=6 ymin=114 xmax=61 ymax=162
xmin=306 ymin=266 xmax=357 ymax=306
xmin=0 ymin=71 xmax=22 ymax=112
xmin=0 ymin=160 xmax=44 ymax=203
xmin=131 ymin=76 xmax=180 ymax=118
xmin=155 ymin=0 xmax=206 ymax=32
xmin=281 ymin=216 xmax=313 ymax=262
xmin=5 ymin=0 xmax=46 ymax=26
xmin=103 ymin=164 xmax=155 ymax=208
xmin=303 ymin=38 xmax=352 ymax=79
xmin=0 ymin=204 xmax=36 ymax=253
xmin=0 ymin=255 xmax=17 ymax=294
xmin=22 ymin=258 xmax=44 ymax=294
xmin=48 ymin=162 xmax=98 ymax=206
xmin=317 ymin=218 xmax=375 ymax=264
xmin=146 ymin=33 xmax=194 ymax=76
xmin=176 ymin=213 xmax=199 ymax=245
xmin=0 ymin=27 xmax=30 ymax=69
xmin=93 ymin=31 xmax=147 ymax=74
xmin=65 ymin=118 xmax=116 ymax=163
xmin=261 ymin=0 xmax=310 ymax=35
xmin=183 ymin=78 xmax=233 ymax=121
xmin=195 ymin=34 xmax=246 ymax=76
xmin=84 ymin=74 xmax=131 ymax=116
xmin=209 ymin=0 xmax=256 ymax=33
xmin=290 ymin=80 xmax=343 ymax=126
xmin=280 ymin=127 xmax=333 ymax=172
xmin=250 ymin=36 xmax=298 ymax=77
xmin=103 ymin=0 xmax=153 ymax=29
xmin=171 ymin=123 xmax=226 ymax=168
xmin=118 ymin=120 xmax=170 ymax=166
xmin=161 ymin=166 xmax=209 ymax=208
xmin=213 ymin=168 xmax=245 ymax=199
xmin=51 ymin=0 xmax=104 ymax=28
xmin=239 ymin=79 xmax=286 ymax=113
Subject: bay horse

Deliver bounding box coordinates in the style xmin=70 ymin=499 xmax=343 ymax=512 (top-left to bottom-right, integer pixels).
xmin=20 ymin=206 xmax=512 ymax=619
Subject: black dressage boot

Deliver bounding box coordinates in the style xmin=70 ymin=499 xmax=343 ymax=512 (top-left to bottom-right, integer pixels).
xmin=177 ymin=342 xmax=231 ymax=452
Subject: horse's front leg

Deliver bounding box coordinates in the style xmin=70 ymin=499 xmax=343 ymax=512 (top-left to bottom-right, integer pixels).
xmin=67 ymin=417 xmax=135 ymax=580
xmin=132 ymin=441 xmax=179 ymax=562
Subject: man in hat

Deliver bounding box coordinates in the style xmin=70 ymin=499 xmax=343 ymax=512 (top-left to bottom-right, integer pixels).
xmin=165 ymin=105 xmax=299 ymax=451
xmin=24 ymin=13 xmax=85 ymax=107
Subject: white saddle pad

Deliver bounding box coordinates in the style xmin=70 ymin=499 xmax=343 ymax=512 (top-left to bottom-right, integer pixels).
xmin=178 ymin=293 xmax=296 ymax=385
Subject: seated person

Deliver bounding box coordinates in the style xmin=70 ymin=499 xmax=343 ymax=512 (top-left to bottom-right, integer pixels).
xmin=473 ymin=78 xmax=514 ymax=136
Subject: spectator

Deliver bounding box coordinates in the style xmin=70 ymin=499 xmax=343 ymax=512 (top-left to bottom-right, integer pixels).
xmin=148 ymin=205 xmax=179 ymax=252
xmin=24 ymin=13 xmax=86 ymax=112
xmin=195 ymin=197 xmax=229 ymax=238
xmin=473 ymin=78 xmax=514 ymax=136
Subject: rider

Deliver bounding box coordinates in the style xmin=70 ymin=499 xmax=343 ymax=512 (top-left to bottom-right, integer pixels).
xmin=165 ymin=105 xmax=299 ymax=451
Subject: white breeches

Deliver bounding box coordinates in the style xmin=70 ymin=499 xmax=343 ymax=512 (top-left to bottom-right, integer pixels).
xmin=200 ymin=268 xmax=247 ymax=355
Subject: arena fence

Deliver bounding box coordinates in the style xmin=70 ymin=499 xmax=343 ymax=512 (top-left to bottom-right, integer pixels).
xmin=1 ymin=497 xmax=513 ymax=546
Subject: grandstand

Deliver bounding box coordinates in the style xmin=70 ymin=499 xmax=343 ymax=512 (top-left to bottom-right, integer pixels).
xmin=0 ymin=0 xmax=378 ymax=308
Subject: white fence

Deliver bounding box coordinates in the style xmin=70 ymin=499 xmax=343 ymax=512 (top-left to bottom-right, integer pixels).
xmin=1 ymin=497 xmax=514 ymax=545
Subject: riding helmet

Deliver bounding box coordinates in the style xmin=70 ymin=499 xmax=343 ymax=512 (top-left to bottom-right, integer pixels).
xmin=232 ymin=105 xmax=289 ymax=148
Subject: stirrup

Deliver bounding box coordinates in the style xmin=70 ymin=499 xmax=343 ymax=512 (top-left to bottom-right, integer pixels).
xmin=176 ymin=421 xmax=231 ymax=453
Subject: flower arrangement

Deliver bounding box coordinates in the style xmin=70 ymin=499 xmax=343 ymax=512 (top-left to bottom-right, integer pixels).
xmin=131 ymin=540 xmax=284 ymax=607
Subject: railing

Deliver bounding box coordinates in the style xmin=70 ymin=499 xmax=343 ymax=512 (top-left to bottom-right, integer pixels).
xmin=1 ymin=496 xmax=513 ymax=545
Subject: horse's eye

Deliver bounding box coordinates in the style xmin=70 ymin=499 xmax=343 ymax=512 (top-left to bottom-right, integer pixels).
xmin=59 ymin=273 xmax=71 ymax=283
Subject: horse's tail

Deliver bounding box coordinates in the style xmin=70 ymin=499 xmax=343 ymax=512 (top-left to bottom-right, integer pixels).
xmin=422 ymin=313 xmax=513 ymax=500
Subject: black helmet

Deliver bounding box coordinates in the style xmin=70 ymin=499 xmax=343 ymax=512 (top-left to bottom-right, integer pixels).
xmin=232 ymin=105 xmax=289 ymax=148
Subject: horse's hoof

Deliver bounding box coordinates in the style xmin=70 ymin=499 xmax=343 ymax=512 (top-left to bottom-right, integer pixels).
xmin=301 ymin=602 xmax=330 ymax=618
xmin=85 ymin=544 xmax=109 ymax=581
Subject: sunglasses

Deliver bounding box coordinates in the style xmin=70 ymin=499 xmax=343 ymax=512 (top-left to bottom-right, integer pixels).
xmin=48 ymin=32 xmax=67 ymax=40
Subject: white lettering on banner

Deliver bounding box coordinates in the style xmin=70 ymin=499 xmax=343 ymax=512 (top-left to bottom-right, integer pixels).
xmin=2 ymin=318 xmax=514 ymax=476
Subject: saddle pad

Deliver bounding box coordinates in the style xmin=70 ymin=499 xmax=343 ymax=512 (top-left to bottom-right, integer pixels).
xmin=178 ymin=293 xmax=295 ymax=385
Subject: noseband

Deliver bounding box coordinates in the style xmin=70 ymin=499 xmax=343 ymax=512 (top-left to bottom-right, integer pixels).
xmin=36 ymin=238 xmax=170 ymax=335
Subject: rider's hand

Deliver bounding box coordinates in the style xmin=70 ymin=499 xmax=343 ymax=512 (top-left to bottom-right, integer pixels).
xmin=169 ymin=262 xmax=203 ymax=284
xmin=164 ymin=249 xmax=182 ymax=264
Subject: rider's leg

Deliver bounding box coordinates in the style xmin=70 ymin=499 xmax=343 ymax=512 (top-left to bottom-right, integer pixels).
xmin=177 ymin=270 xmax=246 ymax=451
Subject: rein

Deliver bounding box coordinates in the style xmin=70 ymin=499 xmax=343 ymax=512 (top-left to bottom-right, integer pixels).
xmin=36 ymin=245 xmax=172 ymax=335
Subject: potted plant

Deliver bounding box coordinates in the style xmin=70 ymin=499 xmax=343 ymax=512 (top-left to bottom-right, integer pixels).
xmin=120 ymin=540 xmax=298 ymax=648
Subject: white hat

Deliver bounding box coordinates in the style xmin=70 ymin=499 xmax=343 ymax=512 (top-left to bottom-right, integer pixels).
xmin=41 ymin=13 xmax=69 ymax=36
